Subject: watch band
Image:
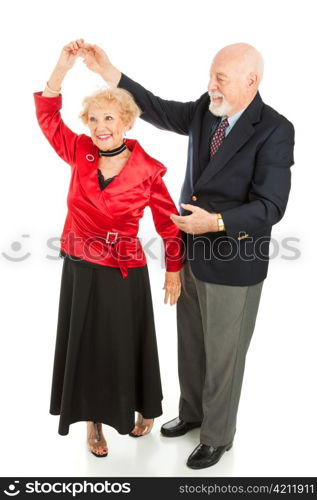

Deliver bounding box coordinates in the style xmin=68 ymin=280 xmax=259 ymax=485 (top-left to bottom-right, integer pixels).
xmin=216 ymin=213 xmax=225 ymax=231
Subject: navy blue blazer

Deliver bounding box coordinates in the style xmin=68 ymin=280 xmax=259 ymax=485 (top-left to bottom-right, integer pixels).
xmin=119 ymin=73 xmax=295 ymax=286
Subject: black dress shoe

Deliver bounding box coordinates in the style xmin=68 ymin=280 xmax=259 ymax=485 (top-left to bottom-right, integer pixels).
xmin=161 ymin=416 xmax=201 ymax=437
xmin=186 ymin=441 xmax=233 ymax=469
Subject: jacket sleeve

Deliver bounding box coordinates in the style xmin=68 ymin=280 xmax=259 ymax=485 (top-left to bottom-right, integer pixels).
xmin=221 ymin=119 xmax=295 ymax=239
xmin=149 ymin=169 xmax=184 ymax=271
xmin=33 ymin=92 xmax=79 ymax=167
xmin=118 ymin=73 xmax=198 ymax=135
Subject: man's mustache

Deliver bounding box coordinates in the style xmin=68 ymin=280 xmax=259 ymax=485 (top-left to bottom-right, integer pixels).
xmin=208 ymin=91 xmax=224 ymax=99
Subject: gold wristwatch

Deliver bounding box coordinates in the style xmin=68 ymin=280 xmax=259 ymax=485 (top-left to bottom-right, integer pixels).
xmin=216 ymin=213 xmax=225 ymax=231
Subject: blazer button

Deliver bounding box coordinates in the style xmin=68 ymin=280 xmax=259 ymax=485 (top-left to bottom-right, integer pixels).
xmin=191 ymin=195 xmax=198 ymax=201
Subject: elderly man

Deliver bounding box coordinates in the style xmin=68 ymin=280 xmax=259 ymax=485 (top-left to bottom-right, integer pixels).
xmin=81 ymin=42 xmax=295 ymax=468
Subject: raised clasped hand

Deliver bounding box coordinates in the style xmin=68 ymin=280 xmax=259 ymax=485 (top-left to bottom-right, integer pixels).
xmin=77 ymin=43 xmax=111 ymax=75
xmin=56 ymin=39 xmax=85 ymax=70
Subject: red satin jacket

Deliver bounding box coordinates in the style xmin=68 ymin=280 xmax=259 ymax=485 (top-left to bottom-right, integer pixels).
xmin=34 ymin=92 xmax=183 ymax=277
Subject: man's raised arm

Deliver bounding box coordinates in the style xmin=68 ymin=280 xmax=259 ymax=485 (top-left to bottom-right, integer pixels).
xmin=81 ymin=44 xmax=198 ymax=135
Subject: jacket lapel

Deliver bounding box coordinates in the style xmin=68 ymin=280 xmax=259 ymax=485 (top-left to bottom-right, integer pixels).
xmin=188 ymin=95 xmax=213 ymax=192
xmin=193 ymin=92 xmax=263 ymax=192
xmin=102 ymin=139 xmax=156 ymax=196
xmin=75 ymin=137 xmax=156 ymax=213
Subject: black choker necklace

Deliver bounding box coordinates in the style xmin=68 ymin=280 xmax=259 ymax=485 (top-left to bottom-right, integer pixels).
xmin=98 ymin=142 xmax=127 ymax=157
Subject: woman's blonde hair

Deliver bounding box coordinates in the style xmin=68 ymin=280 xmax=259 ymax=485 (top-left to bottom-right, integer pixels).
xmin=79 ymin=87 xmax=141 ymax=130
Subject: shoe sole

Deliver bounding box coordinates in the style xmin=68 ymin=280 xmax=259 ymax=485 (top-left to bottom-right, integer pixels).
xmin=89 ymin=451 xmax=108 ymax=457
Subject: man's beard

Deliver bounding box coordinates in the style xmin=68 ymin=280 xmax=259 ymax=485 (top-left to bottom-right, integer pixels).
xmin=208 ymin=92 xmax=232 ymax=117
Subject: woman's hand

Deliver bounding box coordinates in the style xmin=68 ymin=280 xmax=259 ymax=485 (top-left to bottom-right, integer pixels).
xmin=163 ymin=271 xmax=181 ymax=306
xmin=42 ymin=39 xmax=85 ymax=97
xmin=55 ymin=39 xmax=85 ymax=71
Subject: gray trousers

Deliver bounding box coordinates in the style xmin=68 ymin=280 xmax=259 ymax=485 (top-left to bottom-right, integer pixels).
xmin=177 ymin=260 xmax=264 ymax=447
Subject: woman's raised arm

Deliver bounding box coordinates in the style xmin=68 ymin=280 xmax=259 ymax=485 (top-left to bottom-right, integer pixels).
xmin=34 ymin=40 xmax=86 ymax=166
xmin=42 ymin=39 xmax=85 ymax=97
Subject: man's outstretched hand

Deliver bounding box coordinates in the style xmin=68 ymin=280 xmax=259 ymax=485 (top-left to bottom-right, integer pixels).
xmin=79 ymin=44 xmax=110 ymax=75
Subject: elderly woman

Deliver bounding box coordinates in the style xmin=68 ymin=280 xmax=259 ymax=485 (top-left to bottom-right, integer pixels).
xmin=34 ymin=39 xmax=183 ymax=457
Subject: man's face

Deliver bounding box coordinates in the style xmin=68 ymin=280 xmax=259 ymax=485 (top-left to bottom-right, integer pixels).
xmin=207 ymin=56 xmax=250 ymax=117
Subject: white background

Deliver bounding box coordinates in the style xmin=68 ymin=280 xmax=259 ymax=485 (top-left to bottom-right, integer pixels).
xmin=1 ymin=0 xmax=316 ymax=478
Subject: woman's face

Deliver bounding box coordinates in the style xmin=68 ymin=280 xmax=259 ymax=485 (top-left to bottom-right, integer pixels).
xmin=87 ymin=101 xmax=128 ymax=151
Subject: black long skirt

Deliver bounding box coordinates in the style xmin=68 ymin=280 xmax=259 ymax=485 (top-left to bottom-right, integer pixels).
xmin=49 ymin=253 xmax=163 ymax=436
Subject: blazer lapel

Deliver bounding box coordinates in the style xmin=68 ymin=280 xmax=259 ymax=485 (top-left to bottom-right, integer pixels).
xmin=193 ymin=92 xmax=263 ymax=192
xmin=188 ymin=96 xmax=212 ymax=191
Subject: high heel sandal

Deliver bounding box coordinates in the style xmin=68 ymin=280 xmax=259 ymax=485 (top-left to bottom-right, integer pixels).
xmin=129 ymin=412 xmax=154 ymax=437
xmin=87 ymin=421 xmax=108 ymax=457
